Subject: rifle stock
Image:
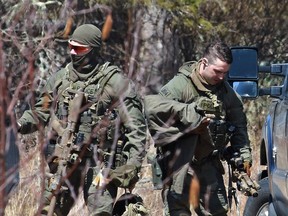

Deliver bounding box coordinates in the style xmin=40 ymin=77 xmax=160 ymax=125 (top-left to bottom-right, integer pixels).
xmin=232 ymin=169 xmax=260 ymax=197
xmin=47 ymin=92 xmax=85 ymax=216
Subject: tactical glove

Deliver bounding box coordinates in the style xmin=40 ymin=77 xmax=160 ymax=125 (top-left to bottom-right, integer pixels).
xmin=243 ymin=161 xmax=252 ymax=177
xmin=110 ymin=164 xmax=139 ymax=189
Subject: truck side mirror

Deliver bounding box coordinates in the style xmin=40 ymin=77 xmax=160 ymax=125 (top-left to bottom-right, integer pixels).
xmin=228 ymin=47 xmax=259 ymax=98
xmin=229 ymin=47 xmax=258 ymax=79
xmin=232 ymin=81 xmax=258 ymax=98
xmin=228 ymin=47 xmax=287 ymax=99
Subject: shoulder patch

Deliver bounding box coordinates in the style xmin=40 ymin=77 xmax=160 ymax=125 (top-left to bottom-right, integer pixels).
xmin=160 ymin=87 xmax=171 ymax=97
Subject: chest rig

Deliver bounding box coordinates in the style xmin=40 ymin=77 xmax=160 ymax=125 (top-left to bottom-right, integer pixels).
xmin=185 ymin=64 xmax=234 ymax=149
xmin=51 ymin=63 xmax=123 ymax=165
xmin=203 ymin=90 xmax=232 ymax=149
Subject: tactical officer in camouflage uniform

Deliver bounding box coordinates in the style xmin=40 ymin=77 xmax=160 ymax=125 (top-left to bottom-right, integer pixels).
xmin=145 ymin=41 xmax=252 ymax=216
xmin=17 ymin=24 xmax=147 ymax=216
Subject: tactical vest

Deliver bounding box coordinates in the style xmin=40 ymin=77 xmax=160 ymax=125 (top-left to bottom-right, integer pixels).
xmin=51 ymin=62 xmax=125 ymax=167
xmin=178 ymin=65 xmax=231 ymax=150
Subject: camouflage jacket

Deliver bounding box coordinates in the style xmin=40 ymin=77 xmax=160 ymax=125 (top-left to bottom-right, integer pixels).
xmin=145 ymin=61 xmax=251 ymax=163
xmin=18 ymin=62 xmax=147 ymax=168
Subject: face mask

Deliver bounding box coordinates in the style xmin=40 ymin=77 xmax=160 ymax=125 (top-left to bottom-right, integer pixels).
xmin=71 ymin=48 xmax=98 ymax=73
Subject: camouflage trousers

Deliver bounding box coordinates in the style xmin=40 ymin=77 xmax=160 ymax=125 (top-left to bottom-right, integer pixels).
xmin=193 ymin=157 xmax=228 ymax=216
xmin=43 ymin=163 xmax=118 ymax=216
xmin=162 ymin=164 xmax=193 ymax=216
xmin=161 ymin=138 xmax=197 ymax=216
xmin=42 ymin=142 xmax=120 ymax=216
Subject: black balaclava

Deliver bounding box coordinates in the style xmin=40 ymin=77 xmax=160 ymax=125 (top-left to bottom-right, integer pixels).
xmin=69 ymin=24 xmax=102 ymax=76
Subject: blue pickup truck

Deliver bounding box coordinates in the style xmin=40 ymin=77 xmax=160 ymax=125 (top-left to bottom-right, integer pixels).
xmin=228 ymin=47 xmax=288 ymax=216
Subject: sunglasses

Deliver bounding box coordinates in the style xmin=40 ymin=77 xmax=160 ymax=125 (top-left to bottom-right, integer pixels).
xmin=68 ymin=43 xmax=91 ymax=54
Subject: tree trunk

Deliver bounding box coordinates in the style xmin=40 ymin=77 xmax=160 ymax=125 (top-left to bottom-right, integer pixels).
xmin=126 ymin=4 xmax=182 ymax=95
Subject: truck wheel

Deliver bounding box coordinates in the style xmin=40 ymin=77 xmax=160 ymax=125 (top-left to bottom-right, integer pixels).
xmin=243 ymin=177 xmax=270 ymax=216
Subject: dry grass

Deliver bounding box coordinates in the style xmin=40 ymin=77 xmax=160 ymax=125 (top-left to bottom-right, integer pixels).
xmin=4 ymin=135 xmax=165 ymax=216
xmin=5 ymin=113 xmax=262 ymax=216
xmin=5 ymin=133 xmax=89 ymax=216
xmin=5 ymin=137 xmax=42 ymax=216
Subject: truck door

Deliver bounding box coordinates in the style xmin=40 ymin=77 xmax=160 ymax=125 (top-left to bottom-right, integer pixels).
xmin=271 ymin=98 xmax=288 ymax=215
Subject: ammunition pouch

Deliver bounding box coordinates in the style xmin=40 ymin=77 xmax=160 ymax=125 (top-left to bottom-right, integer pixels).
xmin=209 ymin=119 xmax=227 ymax=148
xmin=97 ymin=138 xmax=126 ymax=169
xmin=195 ymin=97 xmax=234 ymax=150
xmin=92 ymin=109 xmax=122 ymax=145
xmin=114 ymin=140 xmax=125 ymax=167
xmin=91 ymin=108 xmax=128 ymax=170
xmin=110 ymin=164 xmax=139 ymax=188
xmin=209 ymin=120 xmax=235 ymax=148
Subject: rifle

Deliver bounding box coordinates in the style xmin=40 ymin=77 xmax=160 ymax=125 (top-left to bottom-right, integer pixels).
xmin=223 ymin=148 xmax=261 ymax=197
xmin=47 ymin=91 xmax=85 ymax=216
xmin=195 ymin=97 xmax=261 ymax=196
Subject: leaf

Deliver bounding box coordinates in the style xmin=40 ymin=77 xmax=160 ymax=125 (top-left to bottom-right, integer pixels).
xmin=102 ymin=12 xmax=113 ymax=41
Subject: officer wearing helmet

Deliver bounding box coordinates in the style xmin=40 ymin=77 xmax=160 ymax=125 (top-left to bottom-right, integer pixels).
xmin=17 ymin=24 xmax=147 ymax=215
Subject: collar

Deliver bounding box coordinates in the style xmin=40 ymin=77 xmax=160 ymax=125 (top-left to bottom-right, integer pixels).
xmin=190 ymin=61 xmax=222 ymax=93
xmin=67 ymin=63 xmax=100 ymax=81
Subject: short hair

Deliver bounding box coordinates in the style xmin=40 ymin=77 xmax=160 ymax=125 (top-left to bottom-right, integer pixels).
xmin=203 ymin=41 xmax=233 ymax=64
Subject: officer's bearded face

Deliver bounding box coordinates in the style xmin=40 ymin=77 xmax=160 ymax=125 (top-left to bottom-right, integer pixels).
xmin=200 ymin=58 xmax=230 ymax=85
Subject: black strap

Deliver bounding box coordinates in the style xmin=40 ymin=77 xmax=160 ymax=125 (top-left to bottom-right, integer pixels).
xmin=227 ymin=164 xmax=238 ymax=212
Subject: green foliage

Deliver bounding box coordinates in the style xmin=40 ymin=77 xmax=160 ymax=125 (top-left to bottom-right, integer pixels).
xmin=156 ymin=0 xmax=206 ymax=28
xmin=198 ymin=18 xmax=214 ymax=31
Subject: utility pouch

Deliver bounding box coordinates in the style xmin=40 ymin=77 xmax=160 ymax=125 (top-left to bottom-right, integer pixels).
xmin=114 ymin=140 xmax=125 ymax=168
xmin=209 ymin=119 xmax=227 ymax=148
xmin=147 ymin=154 xmax=163 ymax=190
xmin=147 ymin=149 xmax=171 ymax=190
